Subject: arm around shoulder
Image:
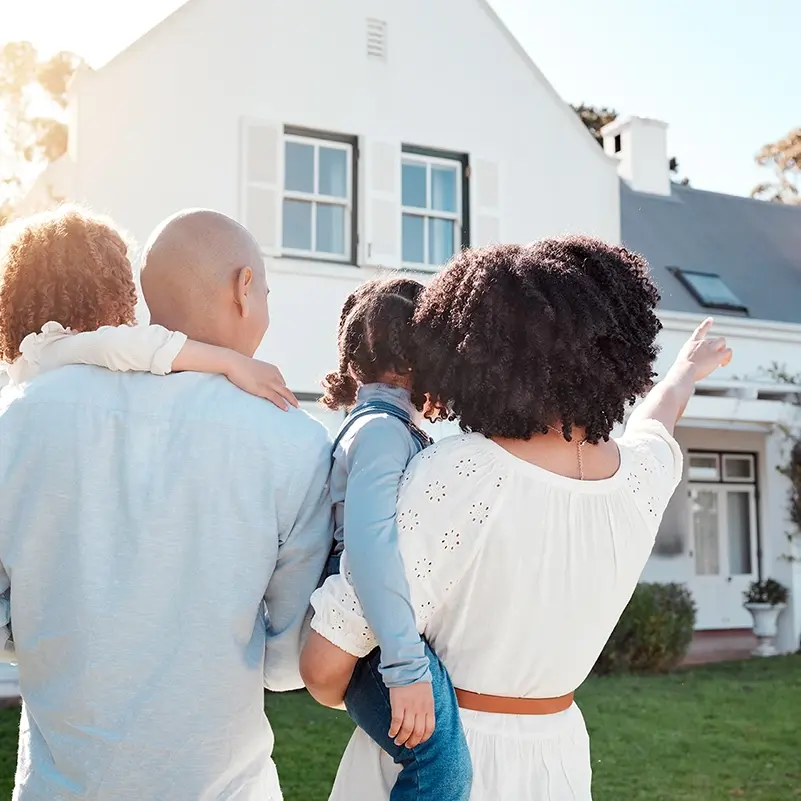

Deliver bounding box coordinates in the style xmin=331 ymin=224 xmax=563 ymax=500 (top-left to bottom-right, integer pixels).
xmin=28 ymin=323 xmax=187 ymax=376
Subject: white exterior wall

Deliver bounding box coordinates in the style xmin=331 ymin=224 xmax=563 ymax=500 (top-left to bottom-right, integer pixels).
xmin=67 ymin=0 xmax=619 ymax=392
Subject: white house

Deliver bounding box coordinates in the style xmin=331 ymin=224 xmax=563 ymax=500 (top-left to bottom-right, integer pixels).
xmin=606 ymin=116 xmax=801 ymax=653
xmin=61 ymin=0 xmax=620 ymax=425
xmin=11 ymin=0 xmax=801 ymax=656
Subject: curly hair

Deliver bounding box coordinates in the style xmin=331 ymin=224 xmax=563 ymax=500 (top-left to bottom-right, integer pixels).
xmin=413 ymin=237 xmax=662 ymax=443
xmin=321 ymin=276 xmax=425 ymax=410
xmin=0 ymin=205 xmax=137 ymax=363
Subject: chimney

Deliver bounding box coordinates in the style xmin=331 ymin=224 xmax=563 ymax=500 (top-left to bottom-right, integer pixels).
xmin=601 ymin=116 xmax=671 ymax=196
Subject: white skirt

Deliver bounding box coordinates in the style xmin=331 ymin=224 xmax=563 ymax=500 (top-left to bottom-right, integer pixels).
xmin=327 ymin=703 xmax=593 ymax=801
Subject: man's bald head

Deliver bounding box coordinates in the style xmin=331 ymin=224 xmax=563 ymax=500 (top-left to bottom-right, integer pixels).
xmin=141 ymin=209 xmax=269 ymax=356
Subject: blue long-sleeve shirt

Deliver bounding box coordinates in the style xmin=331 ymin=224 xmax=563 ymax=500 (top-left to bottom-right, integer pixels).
xmin=330 ymin=384 xmax=430 ymax=687
xmin=0 ymin=366 xmax=333 ymax=801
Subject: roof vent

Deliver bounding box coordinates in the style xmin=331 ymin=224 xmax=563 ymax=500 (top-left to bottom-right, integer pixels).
xmin=366 ymin=19 xmax=387 ymax=60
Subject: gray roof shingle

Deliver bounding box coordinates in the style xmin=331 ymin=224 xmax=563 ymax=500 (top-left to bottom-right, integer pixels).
xmin=620 ymin=182 xmax=801 ymax=324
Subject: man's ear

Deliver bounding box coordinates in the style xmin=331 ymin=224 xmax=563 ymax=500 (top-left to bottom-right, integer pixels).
xmin=234 ymin=266 xmax=253 ymax=318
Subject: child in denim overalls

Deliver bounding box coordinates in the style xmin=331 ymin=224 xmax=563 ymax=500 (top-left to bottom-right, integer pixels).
xmin=319 ymin=277 xmax=471 ymax=801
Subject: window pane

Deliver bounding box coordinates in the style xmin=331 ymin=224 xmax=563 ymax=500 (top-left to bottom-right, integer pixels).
xmin=316 ymin=203 xmax=346 ymax=255
xmin=402 ymin=162 xmax=427 ymax=208
xmin=319 ymin=147 xmax=348 ymax=198
xmin=402 ymin=214 xmax=425 ymax=263
xmin=727 ymin=492 xmax=753 ymax=575
xmin=282 ymin=199 xmax=312 ymax=251
xmin=428 ymin=217 xmax=455 ymax=265
xmin=682 ymin=272 xmax=746 ymax=309
xmin=285 ymin=141 xmax=315 ymax=193
xmin=691 ymin=489 xmax=720 ymax=575
xmin=431 ymin=165 xmax=458 ymax=212
xmin=688 ymin=454 xmax=719 ymax=482
xmin=723 ymin=455 xmax=754 ymax=481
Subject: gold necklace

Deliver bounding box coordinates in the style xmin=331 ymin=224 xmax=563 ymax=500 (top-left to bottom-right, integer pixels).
xmin=547 ymin=425 xmax=588 ymax=480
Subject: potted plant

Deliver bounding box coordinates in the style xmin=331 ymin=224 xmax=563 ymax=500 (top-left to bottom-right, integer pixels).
xmin=743 ymin=579 xmax=789 ymax=657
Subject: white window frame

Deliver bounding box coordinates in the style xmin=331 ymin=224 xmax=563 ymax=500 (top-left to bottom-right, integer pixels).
xmin=401 ymin=152 xmax=463 ymax=271
xmin=688 ymin=453 xmax=721 ymax=483
xmin=282 ymin=133 xmax=353 ymax=263
xmin=722 ymin=453 xmax=756 ymax=483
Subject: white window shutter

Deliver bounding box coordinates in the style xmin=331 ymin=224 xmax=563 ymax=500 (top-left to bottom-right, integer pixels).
xmin=362 ymin=138 xmax=401 ymax=268
xmin=470 ymin=158 xmax=501 ymax=248
xmin=240 ymin=119 xmax=284 ymax=256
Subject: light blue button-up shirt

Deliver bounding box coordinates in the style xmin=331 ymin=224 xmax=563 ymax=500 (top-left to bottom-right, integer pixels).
xmin=330 ymin=384 xmax=430 ymax=687
xmin=0 ymin=365 xmax=333 ymax=801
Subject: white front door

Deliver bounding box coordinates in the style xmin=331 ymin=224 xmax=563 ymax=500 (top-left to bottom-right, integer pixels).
xmin=688 ymin=483 xmax=758 ymax=629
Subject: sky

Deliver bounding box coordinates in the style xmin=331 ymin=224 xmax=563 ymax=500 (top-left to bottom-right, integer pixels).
xmin=1 ymin=0 xmax=795 ymax=198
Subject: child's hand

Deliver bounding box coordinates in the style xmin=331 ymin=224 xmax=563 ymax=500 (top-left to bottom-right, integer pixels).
xmin=225 ymin=354 xmax=299 ymax=410
xmin=672 ymin=317 xmax=733 ymax=382
xmin=389 ymin=682 xmax=435 ymax=749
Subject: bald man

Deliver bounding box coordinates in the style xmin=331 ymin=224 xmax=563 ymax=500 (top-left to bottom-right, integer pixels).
xmin=0 ymin=210 xmax=333 ymax=801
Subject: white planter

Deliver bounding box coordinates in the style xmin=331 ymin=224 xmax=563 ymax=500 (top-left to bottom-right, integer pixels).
xmin=744 ymin=602 xmax=787 ymax=657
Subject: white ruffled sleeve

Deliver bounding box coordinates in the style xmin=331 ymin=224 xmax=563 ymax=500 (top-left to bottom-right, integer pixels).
xmin=19 ymin=322 xmax=187 ymax=377
xmin=310 ymin=436 xmax=493 ymax=657
xmin=618 ymin=416 xmax=684 ymax=528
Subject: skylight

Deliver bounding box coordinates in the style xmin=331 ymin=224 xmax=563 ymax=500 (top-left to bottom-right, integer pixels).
xmin=671 ymin=268 xmax=748 ymax=313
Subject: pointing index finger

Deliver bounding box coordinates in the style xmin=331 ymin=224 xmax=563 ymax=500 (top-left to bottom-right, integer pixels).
xmin=692 ymin=317 xmax=714 ymax=341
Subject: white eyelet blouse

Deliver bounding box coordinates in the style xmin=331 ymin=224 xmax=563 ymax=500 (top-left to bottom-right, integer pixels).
xmin=310 ymin=417 xmax=683 ymax=801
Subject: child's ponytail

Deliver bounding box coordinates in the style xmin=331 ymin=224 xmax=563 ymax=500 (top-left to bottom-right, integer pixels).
xmin=321 ymin=291 xmax=360 ymax=410
xmin=320 ymin=277 xmax=423 ymax=411
xmin=321 ymin=368 xmax=358 ymax=410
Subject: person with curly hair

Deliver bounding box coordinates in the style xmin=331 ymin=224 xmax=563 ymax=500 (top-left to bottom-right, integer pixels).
xmin=301 ymin=237 xmax=733 ymax=801
xmin=312 ymin=276 xmax=471 ymax=801
xmin=0 ymin=206 xmax=296 ymax=409
xmin=0 ymin=205 xmax=138 ymax=369
xmin=0 ymin=207 xmax=334 ymax=801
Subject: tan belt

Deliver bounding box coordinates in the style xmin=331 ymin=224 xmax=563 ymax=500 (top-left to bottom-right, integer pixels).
xmin=455 ymin=688 xmax=575 ymax=716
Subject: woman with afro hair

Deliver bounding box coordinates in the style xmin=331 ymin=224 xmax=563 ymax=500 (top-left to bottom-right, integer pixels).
xmin=303 ymin=236 xmax=732 ymax=801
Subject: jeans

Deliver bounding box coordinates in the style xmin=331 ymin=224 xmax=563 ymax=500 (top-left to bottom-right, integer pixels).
xmin=344 ymin=644 xmax=473 ymax=801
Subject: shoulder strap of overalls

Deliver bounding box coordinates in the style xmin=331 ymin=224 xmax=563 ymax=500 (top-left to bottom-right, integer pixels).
xmin=332 ymin=400 xmax=433 ymax=455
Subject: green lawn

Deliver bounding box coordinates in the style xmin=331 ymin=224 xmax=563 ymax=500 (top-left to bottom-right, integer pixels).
xmin=0 ymin=657 xmax=798 ymax=800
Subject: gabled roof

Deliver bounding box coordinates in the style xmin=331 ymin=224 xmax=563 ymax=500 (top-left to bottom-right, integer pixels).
xmin=476 ymin=0 xmax=614 ymax=165
xmin=620 ymin=182 xmax=801 ymax=324
xmin=91 ymin=0 xmax=611 ymax=165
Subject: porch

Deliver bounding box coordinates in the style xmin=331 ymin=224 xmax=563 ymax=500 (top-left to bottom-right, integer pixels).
xmin=638 ymin=376 xmax=801 ymax=655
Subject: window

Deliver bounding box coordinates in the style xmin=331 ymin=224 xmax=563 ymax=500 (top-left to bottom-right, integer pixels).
xmin=722 ymin=454 xmax=755 ymax=483
xmin=282 ymin=130 xmax=355 ymax=262
xmin=671 ymin=268 xmax=748 ymax=313
xmin=401 ymin=147 xmax=467 ymax=269
xmin=613 ymin=134 xmax=622 ymax=154
xmin=688 ymin=453 xmax=720 ymax=482
xmin=688 ymin=451 xmax=756 ymax=485
xmin=688 ymin=451 xmax=759 ymax=582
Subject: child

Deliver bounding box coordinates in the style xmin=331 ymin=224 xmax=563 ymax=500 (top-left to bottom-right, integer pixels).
xmin=316 ymin=277 xmax=472 ymax=801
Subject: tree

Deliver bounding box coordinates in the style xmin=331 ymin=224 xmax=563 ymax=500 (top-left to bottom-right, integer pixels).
xmin=572 ymin=103 xmax=618 ymax=147
xmin=0 ymin=41 xmax=84 ymax=217
xmin=572 ymin=103 xmax=690 ymax=185
xmin=751 ymin=128 xmax=801 ymax=205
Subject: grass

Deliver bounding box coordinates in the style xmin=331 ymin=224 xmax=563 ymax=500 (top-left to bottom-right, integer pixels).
xmin=0 ymin=657 xmax=799 ymax=800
